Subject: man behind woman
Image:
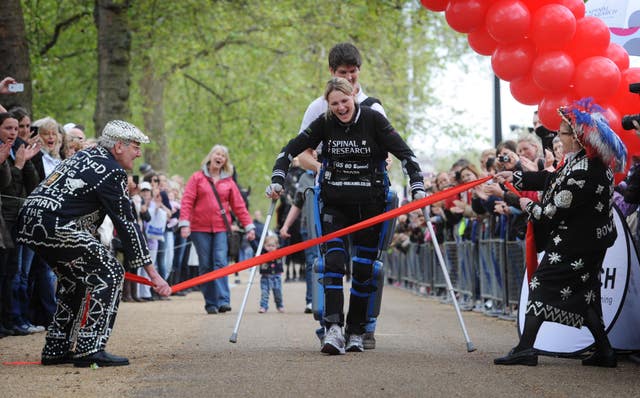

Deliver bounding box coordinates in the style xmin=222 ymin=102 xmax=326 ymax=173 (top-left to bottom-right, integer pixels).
xmin=267 ymin=77 xmax=425 ymax=355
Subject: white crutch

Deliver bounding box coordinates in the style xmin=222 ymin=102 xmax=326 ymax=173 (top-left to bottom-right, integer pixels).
xmin=423 ymin=206 xmax=476 ymax=352
xmin=229 ymin=199 xmax=277 ymax=343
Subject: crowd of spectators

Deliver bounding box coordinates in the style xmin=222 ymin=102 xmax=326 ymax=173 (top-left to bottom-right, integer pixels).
xmin=3 ymin=74 xmax=640 ymax=364
xmin=0 ymin=89 xmax=93 ymax=337
xmin=0 ymin=79 xmax=290 ymax=347
xmin=387 ymin=114 xmax=640 ymax=330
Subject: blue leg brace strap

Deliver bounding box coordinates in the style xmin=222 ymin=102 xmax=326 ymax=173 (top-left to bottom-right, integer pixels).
xmin=323 ymin=272 xmax=344 ymax=290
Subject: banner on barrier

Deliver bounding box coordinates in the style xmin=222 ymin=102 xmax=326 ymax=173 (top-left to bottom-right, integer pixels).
xmin=518 ymin=206 xmax=640 ymax=354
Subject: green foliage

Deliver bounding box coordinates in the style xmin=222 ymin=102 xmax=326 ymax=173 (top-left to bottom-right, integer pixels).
xmin=21 ymin=0 xmax=471 ymax=212
xmin=21 ymin=0 xmax=95 ymax=127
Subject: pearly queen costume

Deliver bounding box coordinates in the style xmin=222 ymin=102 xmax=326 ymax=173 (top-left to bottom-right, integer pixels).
xmin=16 ymin=121 xmax=151 ymax=361
xmin=513 ymin=149 xmax=616 ymax=328
xmin=512 ymin=99 xmax=627 ymax=329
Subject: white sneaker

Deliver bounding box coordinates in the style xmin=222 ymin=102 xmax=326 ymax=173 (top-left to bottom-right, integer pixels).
xmin=346 ymin=334 xmax=365 ymax=352
xmin=321 ymin=324 xmax=345 ymax=355
xmin=27 ymin=324 xmax=45 ymax=333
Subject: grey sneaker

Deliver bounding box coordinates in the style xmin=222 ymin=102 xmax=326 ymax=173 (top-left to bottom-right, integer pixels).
xmin=321 ymin=324 xmax=345 ymax=355
xmin=363 ymin=332 xmax=376 ymax=350
xmin=346 ymin=334 xmax=364 ymax=352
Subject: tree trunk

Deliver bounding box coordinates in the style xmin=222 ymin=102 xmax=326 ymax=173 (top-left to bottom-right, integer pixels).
xmin=0 ymin=0 xmax=32 ymax=112
xmin=140 ymin=58 xmax=167 ymax=171
xmin=93 ymin=0 xmax=132 ymax=136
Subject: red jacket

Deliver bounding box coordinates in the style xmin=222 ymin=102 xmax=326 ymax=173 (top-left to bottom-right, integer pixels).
xmin=179 ymin=169 xmax=254 ymax=233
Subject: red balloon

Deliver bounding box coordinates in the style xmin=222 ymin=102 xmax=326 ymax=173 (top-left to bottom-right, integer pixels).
xmin=531 ymin=4 xmax=576 ymax=51
xmin=468 ymin=26 xmax=498 ymax=56
xmin=445 ymin=0 xmax=489 ymax=33
xmin=618 ymin=130 xmax=640 ymax=159
xmin=420 ymin=0 xmax=449 ymax=12
xmin=532 ymin=51 xmax=575 ymax=93
xmin=598 ymin=103 xmax=633 ymax=182
xmin=574 ymin=56 xmax=621 ymax=101
xmin=610 ymin=67 xmax=640 ymax=116
xmin=554 ymin=0 xmax=586 ymax=19
xmin=566 ymin=17 xmax=610 ymax=63
xmin=523 ymin=0 xmax=554 ymax=12
xmin=510 ymin=74 xmax=545 ymax=105
xmin=538 ymin=92 xmax=577 ymax=130
xmin=486 ymin=0 xmax=531 ymax=44
xmin=605 ymin=42 xmax=630 ymax=73
xmin=492 ymin=41 xmax=536 ymax=81
xmin=613 ymin=129 xmax=640 ymax=181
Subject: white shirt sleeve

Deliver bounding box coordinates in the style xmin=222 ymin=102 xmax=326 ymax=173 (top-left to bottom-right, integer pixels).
xmin=370 ymin=102 xmax=386 ymax=118
xmin=299 ymin=96 xmax=327 ymax=133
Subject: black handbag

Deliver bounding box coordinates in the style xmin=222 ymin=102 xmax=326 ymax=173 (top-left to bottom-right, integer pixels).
xmin=207 ymin=179 xmax=242 ymax=261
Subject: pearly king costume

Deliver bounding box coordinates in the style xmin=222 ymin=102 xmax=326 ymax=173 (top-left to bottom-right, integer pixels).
xmin=16 ymin=121 xmax=151 ymax=361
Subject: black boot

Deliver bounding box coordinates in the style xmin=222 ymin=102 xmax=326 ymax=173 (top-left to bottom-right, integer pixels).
xmin=494 ymin=314 xmax=542 ymax=366
xmin=582 ymin=306 xmax=617 ymax=368
xmin=42 ymin=352 xmax=75 ymax=366
xmin=73 ymin=351 xmax=129 ymax=367
xmin=494 ymin=347 xmax=538 ymax=366
xmin=582 ymin=350 xmax=617 ymax=367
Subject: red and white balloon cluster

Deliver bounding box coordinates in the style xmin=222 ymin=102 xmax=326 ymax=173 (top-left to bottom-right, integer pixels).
xmin=421 ymin=0 xmax=640 ymax=159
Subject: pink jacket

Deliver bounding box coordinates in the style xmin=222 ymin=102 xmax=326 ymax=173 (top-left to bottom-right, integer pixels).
xmin=179 ymin=169 xmax=254 ymax=233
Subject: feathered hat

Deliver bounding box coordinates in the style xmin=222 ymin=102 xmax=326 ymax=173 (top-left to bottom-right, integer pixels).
xmin=557 ymin=98 xmax=627 ymax=172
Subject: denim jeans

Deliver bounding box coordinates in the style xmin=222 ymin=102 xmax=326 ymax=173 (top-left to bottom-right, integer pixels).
xmin=239 ymin=241 xmax=254 ymax=262
xmin=191 ymin=231 xmax=230 ymax=311
xmin=301 ymin=230 xmax=318 ymax=306
xmin=26 ymin=257 xmax=57 ymax=327
xmin=163 ymin=230 xmax=174 ymax=280
xmin=172 ymin=234 xmax=188 ymax=283
xmin=260 ymin=274 xmax=283 ymax=310
xmin=10 ymin=244 xmax=35 ymax=325
xmin=155 ymin=238 xmax=168 ymax=280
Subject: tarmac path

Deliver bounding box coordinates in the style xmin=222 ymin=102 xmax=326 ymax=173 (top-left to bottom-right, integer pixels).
xmin=1 ymin=270 xmax=637 ymax=397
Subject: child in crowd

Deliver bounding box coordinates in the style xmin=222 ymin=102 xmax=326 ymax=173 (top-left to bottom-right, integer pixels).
xmin=258 ymin=235 xmax=285 ymax=313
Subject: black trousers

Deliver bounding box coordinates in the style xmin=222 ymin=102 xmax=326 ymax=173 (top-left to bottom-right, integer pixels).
xmin=32 ymin=233 xmax=125 ymax=359
xmin=321 ymin=202 xmax=383 ymax=334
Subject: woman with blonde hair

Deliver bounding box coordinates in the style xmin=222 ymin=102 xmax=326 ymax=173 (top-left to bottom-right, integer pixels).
xmin=517 ymin=132 xmax=553 ymax=171
xmin=179 ymin=144 xmax=255 ymax=314
xmin=266 ymin=77 xmax=425 ymax=354
xmin=31 ymin=116 xmax=63 ymax=180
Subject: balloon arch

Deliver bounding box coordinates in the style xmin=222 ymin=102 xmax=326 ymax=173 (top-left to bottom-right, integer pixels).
xmin=420 ymin=0 xmax=640 ymax=176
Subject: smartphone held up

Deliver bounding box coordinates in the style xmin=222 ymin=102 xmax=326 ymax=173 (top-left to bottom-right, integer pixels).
xmin=8 ymin=83 xmax=24 ymax=93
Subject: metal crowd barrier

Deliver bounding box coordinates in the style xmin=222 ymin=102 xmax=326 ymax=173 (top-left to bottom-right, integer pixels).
xmin=382 ymin=237 xmax=526 ymax=320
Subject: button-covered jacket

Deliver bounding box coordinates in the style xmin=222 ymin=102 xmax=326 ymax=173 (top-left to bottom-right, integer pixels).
xmin=16 ymin=145 xmax=152 ymax=269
